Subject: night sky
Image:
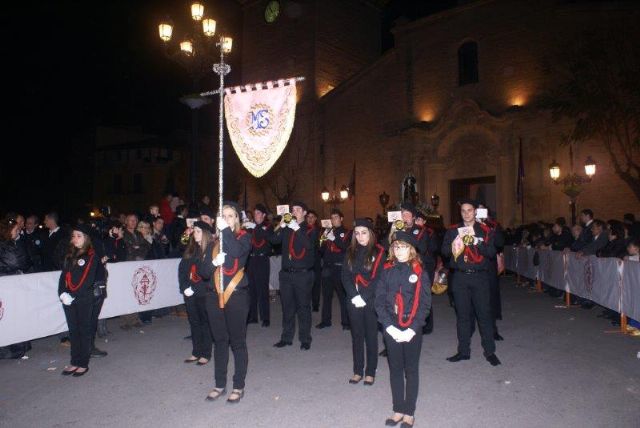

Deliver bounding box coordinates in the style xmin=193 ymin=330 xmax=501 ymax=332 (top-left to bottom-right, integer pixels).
xmin=2 ymin=0 xmax=455 ymax=219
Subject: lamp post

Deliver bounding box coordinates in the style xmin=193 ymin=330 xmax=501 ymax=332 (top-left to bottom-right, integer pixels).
xmin=158 ymin=3 xmax=229 ymax=203
xmin=321 ymin=183 xmax=349 ymax=207
xmin=549 ymin=144 xmax=596 ymax=225
xmin=430 ymin=193 xmax=440 ymax=213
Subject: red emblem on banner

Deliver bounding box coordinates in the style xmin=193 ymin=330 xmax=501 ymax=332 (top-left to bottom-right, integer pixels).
xmin=0 ymin=299 xmax=4 ymax=321
xmin=131 ymin=266 xmax=158 ymax=305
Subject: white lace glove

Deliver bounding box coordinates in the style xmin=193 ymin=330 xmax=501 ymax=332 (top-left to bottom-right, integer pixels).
xmin=326 ymin=230 xmax=336 ymax=241
xmin=399 ymin=328 xmax=416 ymax=343
xmin=472 ymin=236 xmax=484 ymax=245
xmin=288 ymin=220 xmax=300 ymax=231
xmin=213 ymin=252 xmax=226 ymax=267
xmin=243 ymin=221 xmax=256 ymax=229
xmin=351 ymin=295 xmax=366 ymax=308
xmin=59 ymin=292 xmax=74 ymax=306
xmin=385 ymin=325 xmax=402 ymax=342
xmin=216 ymin=216 xmax=229 ymax=230
xmin=183 ymin=287 xmax=194 ymax=297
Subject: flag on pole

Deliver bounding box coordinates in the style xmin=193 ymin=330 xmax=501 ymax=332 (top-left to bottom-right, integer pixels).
xmin=516 ymin=138 xmax=525 ymax=205
xmin=348 ymin=162 xmax=356 ymax=198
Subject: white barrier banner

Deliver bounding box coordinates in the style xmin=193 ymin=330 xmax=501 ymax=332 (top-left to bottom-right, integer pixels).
xmin=0 ymin=259 xmax=182 ymax=347
xmin=622 ymin=261 xmax=640 ymax=321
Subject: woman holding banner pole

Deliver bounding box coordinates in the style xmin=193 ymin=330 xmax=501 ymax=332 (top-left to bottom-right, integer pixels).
xmin=178 ymin=221 xmax=215 ymax=366
xmin=205 ymin=202 xmax=251 ymax=404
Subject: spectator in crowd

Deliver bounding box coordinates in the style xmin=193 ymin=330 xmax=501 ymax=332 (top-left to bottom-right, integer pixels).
xmin=42 ymin=212 xmax=68 ymax=272
xmin=143 ymin=204 xmax=160 ymax=224
xmin=0 ymin=217 xmax=32 ymax=359
xmin=577 ymin=219 xmax=608 ymax=257
xmin=623 ymin=213 xmax=640 ymax=240
xmin=151 ymin=216 xmax=170 ymax=259
xmin=170 ymin=204 xmax=188 ymax=256
xmin=159 ymin=193 xmax=175 ymax=225
xmin=569 ymin=224 xmax=584 ymax=252
xmin=625 ymin=238 xmax=639 ymax=262
xmin=598 ymin=221 xmax=627 ymax=259
xmin=120 ymin=213 xmax=150 ymax=329
xmin=572 ymin=209 xmax=595 ymax=251
xmin=23 ymin=214 xmax=44 ymax=272
xmin=547 ymin=218 xmax=573 ymax=251
xmin=199 ymin=195 xmax=211 ymax=212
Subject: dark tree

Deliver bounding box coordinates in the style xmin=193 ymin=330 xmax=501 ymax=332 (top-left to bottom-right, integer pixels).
xmin=541 ymin=26 xmax=640 ymax=202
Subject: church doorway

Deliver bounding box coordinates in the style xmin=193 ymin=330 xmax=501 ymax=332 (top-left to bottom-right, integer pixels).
xmin=449 ymin=176 xmax=496 ymax=224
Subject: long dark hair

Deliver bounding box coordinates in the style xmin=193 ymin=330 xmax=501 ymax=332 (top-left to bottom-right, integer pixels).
xmin=183 ymin=227 xmax=215 ymax=259
xmin=64 ymin=232 xmax=94 ymax=269
xmin=346 ymin=227 xmax=377 ymax=271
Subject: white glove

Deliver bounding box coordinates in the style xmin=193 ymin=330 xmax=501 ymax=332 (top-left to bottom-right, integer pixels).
xmin=243 ymin=221 xmax=256 ymax=229
xmin=59 ymin=292 xmax=74 ymax=306
xmin=351 ymin=295 xmax=366 ymax=308
xmin=326 ymin=230 xmax=336 ymax=241
xmin=472 ymin=237 xmax=484 ymax=245
xmin=183 ymin=287 xmax=194 ymax=297
xmin=213 ymin=252 xmax=226 ymax=267
xmin=385 ymin=325 xmax=402 ymax=341
xmin=399 ymin=328 xmax=416 ymax=342
xmin=288 ymin=220 xmax=300 ymax=231
xmin=216 ymin=216 xmax=229 ymax=230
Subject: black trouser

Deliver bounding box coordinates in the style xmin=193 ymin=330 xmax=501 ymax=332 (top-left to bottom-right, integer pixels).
xmin=247 ymin=255 xmax=270 ymax=322
xmin=205 ymin=289 xmax=250 ymax=389
xmin=90 ymin=295 xmax=105 ymax=349
xmin=184 ymin=295 xmax=212 ymax=359
xmin=451 ymin=271 xmax=495 ymax=357
xmin=384 ymin=330 xmax=423 ymax=416
xmin=488 ymin=260 xmax=502 ymax=321
xmin=312 ymin=258 xmax=322 ymax=309
xmin=321 ymin=265 xmax=349 ymax=326
xmin=347 ymin=302 xmax=378 ymax=377
xmin=279 ymin=270 xmax=313 ymax=344
xmin=63 ymin=297 xmax=94 ymax=368
xmin=423 ymin=264 xmax=435 ymax=332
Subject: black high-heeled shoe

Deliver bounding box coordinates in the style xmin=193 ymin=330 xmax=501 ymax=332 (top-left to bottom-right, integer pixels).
xmin=348 ymin=374 xmax=362 ymax=384
xmin=385 ymin=414 xmax=404 ymax=426
xmin=205 ymin=388 xmax=226 ymax=401
xmin=72 ymin=367 xmax=89 ymax=377
xmin=61 ymin=367 xmax=77 ymax=376
xmin=363 ymin=376 xmax=375 ymax=386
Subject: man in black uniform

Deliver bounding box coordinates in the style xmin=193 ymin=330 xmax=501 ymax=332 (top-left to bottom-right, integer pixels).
xmin=42 ymin=212 xmax=68 ymax=272
xmin=245 ymin=204 xmax=274 ymax=327
xmin=478 ymin=204 xmax=505 ymax=341
xmin=441 ymin=199 xmax=501 ymax=366
xmin=23 ymin=215 xmax=44 ymax=272
xmin=316 ymin=208 xmax=350 ymax=330
xmin=270 ymin=201 xmax=318 ymax=350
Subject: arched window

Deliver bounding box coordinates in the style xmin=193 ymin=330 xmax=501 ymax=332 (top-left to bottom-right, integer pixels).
xmin=458 ymin=41 xmax=478 ymax=86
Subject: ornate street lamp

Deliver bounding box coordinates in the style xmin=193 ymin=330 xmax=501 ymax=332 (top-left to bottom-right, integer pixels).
xmin=549 ymin=144 xmax=596 ymax=224
xmin=158 ymin=2 xmax=233 ymax=202
xmin=321 ymin=183 xmax=348 ymax=205
xmin=430 ymin=193 xmax=440 ymax=211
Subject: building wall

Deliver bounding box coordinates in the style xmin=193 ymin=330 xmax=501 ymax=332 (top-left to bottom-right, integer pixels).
xmin=323 ymin=0 xmax=640 ymax=226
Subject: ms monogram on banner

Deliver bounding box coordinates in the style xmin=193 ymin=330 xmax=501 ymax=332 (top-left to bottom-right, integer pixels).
xmin=246 ymin=103 xmax=273 ymax=136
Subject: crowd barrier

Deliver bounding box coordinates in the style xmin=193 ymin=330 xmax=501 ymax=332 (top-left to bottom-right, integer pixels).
xmin=503 ymin=247 xmax=640 ymax=326
xmin=0 ymin=259 xmax=182 ymax=347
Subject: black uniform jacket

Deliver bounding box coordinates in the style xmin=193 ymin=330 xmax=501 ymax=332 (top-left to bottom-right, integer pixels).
xmin=58 ymin=249 xmax=98 ymax=300
xmin=178 ymin=242 xmax=215 ymax=297
xmin=216 ymin=228 xmax=251 ymax=290
xmin=321 ymin=226 xmax=351 ymax=265
xmin=342 ymin=243 xmax=386 ymax=304
xmin=375 ymin=260 xmax=432 ymax=332
xmin=269 ymin=221 xmax=318 ymax=270
xmin=250 ymin=221 xmax=274 ymax=256
xmin=441 ymin=221 xmax=496 ymax=271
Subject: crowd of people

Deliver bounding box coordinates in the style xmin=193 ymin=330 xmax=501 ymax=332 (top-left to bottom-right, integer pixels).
xmin=502 ymin=208 xmax=640 ymax=334
xmin=1 ymin=195 xmax=638 ymax=426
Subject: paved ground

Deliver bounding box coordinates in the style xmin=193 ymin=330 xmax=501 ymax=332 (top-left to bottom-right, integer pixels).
xmin=1 ymin=276 xmax=639 ymax=427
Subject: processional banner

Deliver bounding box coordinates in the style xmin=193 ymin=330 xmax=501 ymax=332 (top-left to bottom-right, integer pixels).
xmin=224 ymin=79 xmax=298 ymax=178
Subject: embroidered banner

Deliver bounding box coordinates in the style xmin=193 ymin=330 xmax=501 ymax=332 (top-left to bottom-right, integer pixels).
xmin=224 ymin=80 xmax=297 ymax=177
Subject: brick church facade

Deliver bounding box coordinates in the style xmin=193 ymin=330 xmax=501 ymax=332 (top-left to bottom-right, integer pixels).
xmin=238 ymin=0 xmax=640 ymax=226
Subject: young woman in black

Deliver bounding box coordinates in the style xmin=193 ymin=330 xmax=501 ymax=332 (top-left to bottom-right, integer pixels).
xmin=205 ymin=202 xmax=252 ymax=404
xmin=178 ymin=221 xmax=215 ymax=366
xmin=58 ymin=224 xmax=99 ymax=377
xmin=342 ymin=218 xmax=385 ymax=386
xmin=375 ymin=230 xmax=432 ymax=427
